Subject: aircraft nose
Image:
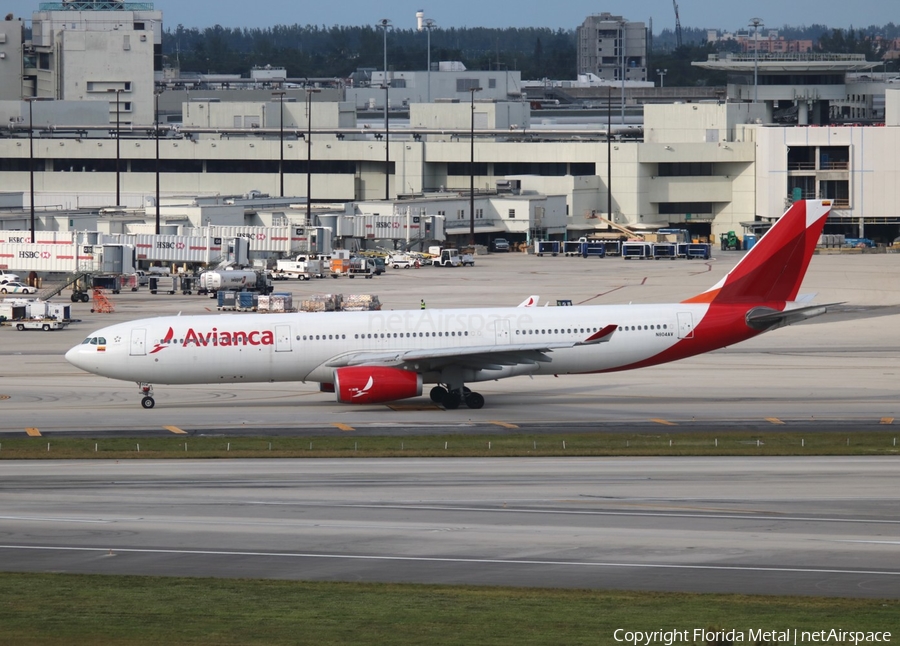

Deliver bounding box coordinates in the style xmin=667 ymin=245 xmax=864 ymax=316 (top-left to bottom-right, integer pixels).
xmin=65 ymin=344 xmax=87 ymax=369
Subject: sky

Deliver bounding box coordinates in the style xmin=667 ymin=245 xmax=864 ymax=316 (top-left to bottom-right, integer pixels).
xmin=4 ymin=0 xmax=893 ymax=31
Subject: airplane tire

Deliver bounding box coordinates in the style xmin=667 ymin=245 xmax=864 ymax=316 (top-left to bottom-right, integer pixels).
xmin=429 ymin=386 xmax=448 ymax=404
xmin=464 ymin=392 xmax=485 ymax=409
xmin=141 ymin=396 xmax=155 ymax=409
xmin=443 ymin=391 xmax=461 ymax=410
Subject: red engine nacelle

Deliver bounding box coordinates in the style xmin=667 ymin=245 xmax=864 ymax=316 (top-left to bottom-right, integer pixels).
xmin=334 ymin=366 xmax=423 ymax=404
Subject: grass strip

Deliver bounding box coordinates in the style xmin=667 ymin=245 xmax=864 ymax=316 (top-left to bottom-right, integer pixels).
xmin=0 ymin=573 xmax=897 ymax=646
xmin=0 ymin=431 xmax=898 ymax=459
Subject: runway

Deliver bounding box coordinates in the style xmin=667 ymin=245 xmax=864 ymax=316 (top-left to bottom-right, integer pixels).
xmin=1 ymin=457 xmax=898 ymax=597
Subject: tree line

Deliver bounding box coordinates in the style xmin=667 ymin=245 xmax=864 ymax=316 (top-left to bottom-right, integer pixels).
xmin=162 ymin=23 xmax=900 ymax=83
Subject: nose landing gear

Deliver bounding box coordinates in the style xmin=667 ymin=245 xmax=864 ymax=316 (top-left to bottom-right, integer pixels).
xmin=139 ymin=383 xmax=155 ymax=409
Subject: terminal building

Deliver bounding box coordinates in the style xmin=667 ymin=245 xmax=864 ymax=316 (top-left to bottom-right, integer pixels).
xmin=1 ymin=2 xmax=899 ymax=258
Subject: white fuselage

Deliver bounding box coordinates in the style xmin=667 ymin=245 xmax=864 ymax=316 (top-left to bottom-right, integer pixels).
xmin=65 ymin=303 xmax=724 ymax=387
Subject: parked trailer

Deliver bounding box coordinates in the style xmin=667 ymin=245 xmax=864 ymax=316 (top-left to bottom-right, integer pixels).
xmin=602 ymin=240 xmax=622 ymax=256
xmin=580 ymin=241 xmax=606 ymax=258
xmin=685 ymin=243 xmax=711 ymax=260
xmin=535 ymin=241 xmax=560 ymax=257
xmin=652 ymin=243 xmax=678 ymax=260
xmin=563 ymin=241 xmax=584 ymax=257
xmin=622 ymin=241 xmax=652 ymax=260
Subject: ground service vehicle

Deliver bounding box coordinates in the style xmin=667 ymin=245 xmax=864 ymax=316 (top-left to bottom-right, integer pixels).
xmin=16 ymin=319 xmax=69 ymax=331
xmin=388 ymin=254 xmax=415 ymax=269
xmin=432 ymin=249 xmax=475 ymax=267
xmin=720 ymin=231 xmax=740 ymax=250
xmin=198 ymin=270 xmax=272 ymax=296
xmin=274 ymin=255 xmax=327 ymax=280
xmin=66 ymin=201 xmax=835 ymax=411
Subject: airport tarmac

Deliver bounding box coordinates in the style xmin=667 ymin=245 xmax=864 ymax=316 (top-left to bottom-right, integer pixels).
xmin=2 ymin=251 xmax=899 ymax=597
xmin=1 ymin=457 xmax=898 ymax=597
xmin=1 ymin=251 xmax=899 ymax=434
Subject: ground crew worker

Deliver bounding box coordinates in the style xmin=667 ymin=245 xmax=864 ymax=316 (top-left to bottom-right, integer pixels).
xmin=420 ymin=299 xmax=426 ymax=309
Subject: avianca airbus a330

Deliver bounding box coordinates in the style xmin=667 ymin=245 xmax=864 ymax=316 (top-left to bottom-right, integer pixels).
xmin=66 ymin=200 xmax=834 ymax=410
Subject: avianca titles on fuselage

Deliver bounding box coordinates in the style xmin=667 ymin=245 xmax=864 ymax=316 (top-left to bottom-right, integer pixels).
xmin=65 ymin=200 xmax=834 ymax=410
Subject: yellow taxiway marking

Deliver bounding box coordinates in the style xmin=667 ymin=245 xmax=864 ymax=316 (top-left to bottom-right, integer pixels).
xmin=650 ymin=418 xmax=676 ymax=426
xmin=25 ymin=427 xmax=41 ymax=437
xmin=164 ymin=426 xmax=187 ymax=435
xmin=765 ymin=417 xmax=785 ymax=425
xmin=881 ymin=417 xmax=894 ymax=425
xmin=490 ymin=421 xmax=519 ymax=429
xmin=333 ymin=423 xmax=355 ymax=432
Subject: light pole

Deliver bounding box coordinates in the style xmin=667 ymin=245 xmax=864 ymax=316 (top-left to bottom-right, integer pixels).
xmin=377 ymin=18 xmax=393 ymax=200
xmin=154 ymin=86 xmax=162 ymax=234
xmin=419 ymin=16 xmax=437 ymax=102
xmin=24 ymin=96 xmax=50 ymax=243
xmin=107 ymin=88 xmax=123 ymax=205
xmin=656 ymin=68 xmax=667 ymax=88
xmin=305 ymin=87 xmax=321 ymax=226
xmin=749 ymin=17 xmax=763 ymax=103
xmin=620 ymin=19 xmax=626 ymax=125
xmin=469 ymin=86 xmax=481 ymax=247
xmin=607 ymin=86 xmax=612 ymax=223
xmin=272 ymin=90 xmax=286 ymax=197
xmin=27 ymin=98 xmax=35 ymax=243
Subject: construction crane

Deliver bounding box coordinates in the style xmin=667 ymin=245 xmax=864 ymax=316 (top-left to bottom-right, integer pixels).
xmin=672 ymin=0 xmax=683 ymax=49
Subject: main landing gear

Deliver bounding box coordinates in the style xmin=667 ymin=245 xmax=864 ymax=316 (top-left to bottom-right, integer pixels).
xmin=139 ymin=383 xmax=155 ymax=409
xmin=429 ymin=385 xmax=485 ymax=410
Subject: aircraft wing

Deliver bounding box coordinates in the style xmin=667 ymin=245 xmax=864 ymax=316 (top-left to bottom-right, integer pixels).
xmin=326 ymin=324 xmax=617 ymax=372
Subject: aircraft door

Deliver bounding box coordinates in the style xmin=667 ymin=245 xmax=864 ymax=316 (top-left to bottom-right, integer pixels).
xmin=677 ymin=312 xmax=694 ymax=339
xmin=275 ymin=324 xmax=292 ymax=352
xmin=130 ymin=328 xmax=147 ymax=356
xmin=493 ymin=319 xmax=511 ymax=345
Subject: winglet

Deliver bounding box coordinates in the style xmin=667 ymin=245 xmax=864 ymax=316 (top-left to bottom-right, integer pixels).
xmin=683 ymin=200 xmax=832 ymax=305
xmin=580 ymin=324 xmax=617 ymax=345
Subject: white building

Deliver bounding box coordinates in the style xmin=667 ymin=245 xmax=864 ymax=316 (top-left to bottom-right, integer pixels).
xmin=576 ymin=14 xmax=647 ymax=83
xmin=18 ymin=1 xmax=163 ymax=126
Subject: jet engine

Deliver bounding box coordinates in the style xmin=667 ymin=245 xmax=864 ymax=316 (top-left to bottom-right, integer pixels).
xmin=334 ymin=366 xmax=422 ymax=404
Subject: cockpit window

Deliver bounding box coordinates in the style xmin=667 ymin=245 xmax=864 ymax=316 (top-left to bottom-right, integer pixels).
xmin=86 ymin=337 xmax=107 ymax=346
xmin=81 ymin=338 xmax=93 ymax=345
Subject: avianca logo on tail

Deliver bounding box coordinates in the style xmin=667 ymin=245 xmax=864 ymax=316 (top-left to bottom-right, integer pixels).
xmin=351 ymin=376 xmax=374 ymax=398
xmin=150 ymin=326 xmax=276 ymax=352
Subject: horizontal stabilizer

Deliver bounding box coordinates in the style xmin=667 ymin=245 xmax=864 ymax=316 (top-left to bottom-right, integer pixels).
xmin=745 ymin=302 xmax=841 ymax=331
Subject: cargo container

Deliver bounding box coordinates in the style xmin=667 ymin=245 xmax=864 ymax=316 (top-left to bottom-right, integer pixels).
xmin=622 ymin=242 xmax=652 ymax=259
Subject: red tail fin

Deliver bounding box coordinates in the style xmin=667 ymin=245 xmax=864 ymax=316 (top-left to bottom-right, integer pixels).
xmin=683 ymin=200 xmax=832 ymax=305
